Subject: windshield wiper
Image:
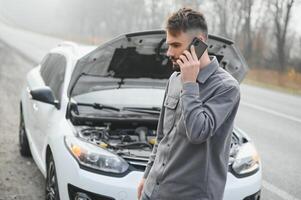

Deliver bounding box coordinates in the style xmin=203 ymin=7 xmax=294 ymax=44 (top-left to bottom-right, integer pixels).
xmin=76 ymin=103 xmax=160 ymax=115
xmin=77 ymin=102 xmax=120 ymax=112
xmin=123 ymin=107 xmax=161 ymax=115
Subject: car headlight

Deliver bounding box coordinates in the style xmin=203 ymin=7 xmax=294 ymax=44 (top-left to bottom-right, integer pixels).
xmin=232 ymin=142 xmax=260 ymax=176
xmin=65 ymin=136 xmax=129 ymax=174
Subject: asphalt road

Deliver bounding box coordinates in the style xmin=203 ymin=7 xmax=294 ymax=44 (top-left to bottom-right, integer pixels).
xmin=237 ymin=85 xmax=301 ymax=200
xmin=0 ymin=21 xmax=301 ymax=200
xmin=0 ymin=41 xmax=45 ymax=200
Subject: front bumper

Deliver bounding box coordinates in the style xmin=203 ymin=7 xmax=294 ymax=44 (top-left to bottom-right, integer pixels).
xmin=68 ymin=184 xmax=115 ymax=200
xmin=243 ymin=190 xmax=261 ymax=200
xmin=52 ymin=137 xmax=262 ymax=200
xmin=53 ymin=137 xmax=142 ymax=200
xmin=223 ymin=166 xmax=262 ymax=200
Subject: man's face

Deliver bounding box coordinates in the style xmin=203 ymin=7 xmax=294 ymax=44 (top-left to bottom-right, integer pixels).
xmin=166 ymin=30 xmax=192 ymax=71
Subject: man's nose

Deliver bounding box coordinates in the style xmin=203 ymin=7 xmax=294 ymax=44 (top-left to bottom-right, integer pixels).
xmin=166 ymin=47 xmax=174 ymax=57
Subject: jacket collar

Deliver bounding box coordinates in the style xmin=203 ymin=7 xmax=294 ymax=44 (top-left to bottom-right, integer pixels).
xmin=197 ymin=56 xmax=219 ymax=84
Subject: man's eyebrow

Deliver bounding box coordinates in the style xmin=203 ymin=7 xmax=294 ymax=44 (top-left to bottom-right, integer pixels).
xmin=166 ymin=41 xmax=181 ymax=45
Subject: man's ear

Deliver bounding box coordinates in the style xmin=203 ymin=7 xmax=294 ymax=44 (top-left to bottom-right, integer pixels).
xmin=197 ymin=34 xmax=207 ymax=42
xmin=198 ymin=36 xmax=205 ymax=42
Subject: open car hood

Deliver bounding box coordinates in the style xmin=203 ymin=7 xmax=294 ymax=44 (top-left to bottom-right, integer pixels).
xmin=68 ymin=30 xmax=248 ymax=97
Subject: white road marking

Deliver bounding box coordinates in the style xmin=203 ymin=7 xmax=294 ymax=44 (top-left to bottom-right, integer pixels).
xmin=241 ymin=102 xmax=301 ymax=124
xmin=263 ymin=180 xmax=301 ymax=200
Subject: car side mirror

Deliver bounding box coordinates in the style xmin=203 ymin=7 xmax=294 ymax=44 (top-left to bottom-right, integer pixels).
xmin=30 ymin=86 xmax=59 ymax=109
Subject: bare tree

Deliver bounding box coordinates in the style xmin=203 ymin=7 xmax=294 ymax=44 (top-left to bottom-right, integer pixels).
xmin=241 ymin=0 xmax=254 ymax=61
xmin=272 ymin=0 xmax=294 ymax=71
xmin=147 ymin=0 xmax=171 ymax=29
xmin=210 ymin=0 xmax=247 ymax=40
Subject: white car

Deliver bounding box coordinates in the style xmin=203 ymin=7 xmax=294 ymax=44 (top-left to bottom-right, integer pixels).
xmin=19 ymin=30 xmax=262 ymax=200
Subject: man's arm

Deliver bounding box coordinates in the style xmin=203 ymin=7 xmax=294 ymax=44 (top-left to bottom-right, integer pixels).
xmin=181 ymin=81 xmax=240 ymax=144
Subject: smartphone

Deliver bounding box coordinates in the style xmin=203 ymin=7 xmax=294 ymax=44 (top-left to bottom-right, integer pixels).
xmin=173 ymin=37 xmax=208 ymax=72
xmin=187 ymin=37 xmax=208 ymax=59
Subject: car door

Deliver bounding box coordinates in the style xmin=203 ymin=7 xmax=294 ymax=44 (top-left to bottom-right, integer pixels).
xmin=34 ymin=53 xmax=67 ymax=160
xmin=24 ymin=54 xmax=52 ymax=156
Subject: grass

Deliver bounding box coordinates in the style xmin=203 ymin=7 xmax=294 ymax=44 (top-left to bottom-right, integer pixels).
xmin=242 ymin=68 xmax=301 ymax=96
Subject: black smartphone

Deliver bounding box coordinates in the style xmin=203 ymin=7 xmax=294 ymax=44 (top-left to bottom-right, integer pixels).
xmin=173 ymin=37 xmax=208 ymax=72
xmin=187 ymin=37 xmax=208 ymax=59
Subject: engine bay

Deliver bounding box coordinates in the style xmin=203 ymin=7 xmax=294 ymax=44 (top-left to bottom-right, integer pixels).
xmin=75 ymin=124 xmax=242 ymax=171
xmin=76 ymin=125 xmax=157 ymax=170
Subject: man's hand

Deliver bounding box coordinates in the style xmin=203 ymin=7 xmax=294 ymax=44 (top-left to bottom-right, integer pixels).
xmin=176 ymin=45 xmax=200 ymax=83
xmin=137 ymin=178 xmax=146 ymax=200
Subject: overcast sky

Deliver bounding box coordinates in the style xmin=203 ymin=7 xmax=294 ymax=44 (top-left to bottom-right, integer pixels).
xmin=291 ymin=2 xmax=301 ymax=34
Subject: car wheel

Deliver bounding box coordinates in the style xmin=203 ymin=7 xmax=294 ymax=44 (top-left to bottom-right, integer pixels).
xmin=19 ymin=110 xmax=31 ymax=157
xmin=46 ymin=154 xmax=61 ymax=200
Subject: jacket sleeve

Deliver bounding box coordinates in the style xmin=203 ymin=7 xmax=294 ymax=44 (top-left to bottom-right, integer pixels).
xmin=180 ymin=81 xmax=240 ymax=144
xmin=143 ymin=81 xmax=169 ymax=179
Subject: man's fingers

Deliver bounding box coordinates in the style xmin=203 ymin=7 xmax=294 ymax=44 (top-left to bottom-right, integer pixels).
xmin=179 ymin=54 xmax=188 ymax=63
xmin=137 ymin=190 xmax=141 ymax=200
xmin=137 ymin=186 xmax=142 ymax=200
xmin=137 ymin=178 xmax=145 ymax=200
xmin=183 ymin=50 xmax=193 ymax=61
xmin=176 ymin=59 xmax=184 ymax=68
xmin=190 ymin=45 xmax=198 ymax=61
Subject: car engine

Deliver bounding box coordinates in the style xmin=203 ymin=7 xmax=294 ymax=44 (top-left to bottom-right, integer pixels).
xmin=76 ymin=125 xmax=242 ymax=171
xmin=76 ymin=125 xmax=156 ymax=170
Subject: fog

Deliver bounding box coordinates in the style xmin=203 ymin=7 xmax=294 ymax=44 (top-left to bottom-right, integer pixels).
xmin=0 ymin=0 xmax=300 ymax=42
xmin=0 ymin=0 xmax=181 ymax=42
xmin=1 ymin=0 xmax=301 ymax=75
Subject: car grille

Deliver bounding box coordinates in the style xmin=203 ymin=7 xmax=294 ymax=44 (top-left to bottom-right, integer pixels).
xmin=68 ymin=184 xmax=115 ymax=200
xmin=243 ymin=190 xmax=261 ymax=200
xmin=121 ymin=155 xmax=149 ymax=171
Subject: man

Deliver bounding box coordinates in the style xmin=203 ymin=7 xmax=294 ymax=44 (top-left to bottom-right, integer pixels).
xmin=137 ymin=7 xmax=240 ymax=200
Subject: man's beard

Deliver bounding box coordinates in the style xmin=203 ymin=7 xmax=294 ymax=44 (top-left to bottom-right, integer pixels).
xmin=172 ymin=63 xmax=181 ymax=72
xmin=170 ymin=56 xmax=181 ymax=72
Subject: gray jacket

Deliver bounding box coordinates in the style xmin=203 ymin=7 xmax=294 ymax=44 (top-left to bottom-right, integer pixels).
xmin=143 ymin=57 xmax=240 ymax=200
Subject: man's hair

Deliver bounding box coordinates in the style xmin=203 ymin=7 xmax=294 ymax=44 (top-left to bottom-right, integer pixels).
xmin=166 ymin=7 xmax=208 ymax=39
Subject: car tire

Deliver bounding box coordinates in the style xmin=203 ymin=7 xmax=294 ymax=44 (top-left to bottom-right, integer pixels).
xmin=19 ymin=109 xmax=31 ymax=157
xmin=46 ymin=153 xmax=61 ymax=200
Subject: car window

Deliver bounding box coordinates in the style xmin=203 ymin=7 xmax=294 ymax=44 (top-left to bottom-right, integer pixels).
xmin=40 ymin=53 xmax=67 ymax=102
xmin=40 ymin=54 xmax=51 ymax=82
